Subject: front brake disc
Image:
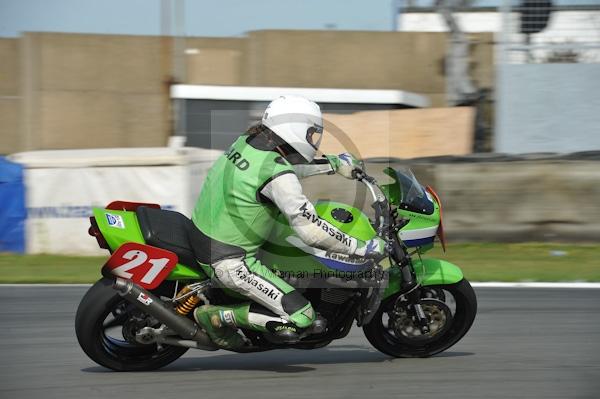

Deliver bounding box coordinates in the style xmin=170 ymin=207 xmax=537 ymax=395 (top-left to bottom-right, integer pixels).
xmin=389 ymin=298 xmax=453 ymax=345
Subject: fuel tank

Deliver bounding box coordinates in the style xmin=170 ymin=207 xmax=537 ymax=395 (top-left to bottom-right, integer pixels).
xmin=259 ymin=200 xmax=376 ymax=273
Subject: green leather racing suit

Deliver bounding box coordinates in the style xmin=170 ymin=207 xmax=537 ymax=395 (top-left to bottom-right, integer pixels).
xmin=191 ymin=133 xmax=375 ymax=335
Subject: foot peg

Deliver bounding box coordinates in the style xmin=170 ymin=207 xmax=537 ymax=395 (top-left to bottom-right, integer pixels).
xmin=307 ymin=315 xmax=327 ymax=335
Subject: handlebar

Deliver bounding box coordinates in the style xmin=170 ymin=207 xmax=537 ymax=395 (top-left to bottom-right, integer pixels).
xmin=352 ymin=170 xmax=382 ymax=205
xmin=353 ymin=168 xmax=407 ymax=263
xmin=352 ymin=169 xmax=388 ymax=235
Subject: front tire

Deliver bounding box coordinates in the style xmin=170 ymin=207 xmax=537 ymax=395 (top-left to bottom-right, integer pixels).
xmin=75 ymin=278 xmax=188 ymax=371
xmin=363 ymin=278 xmax=477 ymax=358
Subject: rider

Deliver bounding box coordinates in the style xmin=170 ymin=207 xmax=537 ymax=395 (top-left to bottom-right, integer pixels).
xmin=192 ymin=95 xmax=386 ymax=349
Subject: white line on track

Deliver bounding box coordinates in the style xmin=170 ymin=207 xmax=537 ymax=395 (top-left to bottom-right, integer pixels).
xmin=0 ymin=284 xmax=93 ymax=287
xmin=471 ymin=282 xmax=600 ymax=289
xmin=1 ymin=282 xmax=600 ymax=288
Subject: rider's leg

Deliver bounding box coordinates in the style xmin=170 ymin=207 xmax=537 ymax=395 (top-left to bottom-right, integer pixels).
xmin=214 ymin=256 xmax=315 ymax=329
xmin=195 ymin=256 xmax=315 ymax=343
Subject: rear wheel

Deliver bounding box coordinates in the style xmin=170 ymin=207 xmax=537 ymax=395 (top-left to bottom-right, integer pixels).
xmin=363 ymin=278 xmax=477 ymax=358
xmin=75 ymin=278 xmax=188 ymax=371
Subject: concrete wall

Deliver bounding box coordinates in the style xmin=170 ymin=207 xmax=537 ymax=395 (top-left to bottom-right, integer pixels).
xmin=242 ymin=30 xmax=494 ymax=106
xmin=245 ymin=30 xmax=447 ymax=94
xmin=433 ymin=161 xmax=600 ymax=241
xmin=0 ymin=39 xmax=20 ymax=154
xmin=2 ymin=30 xmax=494 ymax=153
xmin=184 ymin=37 xmax=246 ymax=85
xmin=19 ymin=33 xmax=172 ymax=151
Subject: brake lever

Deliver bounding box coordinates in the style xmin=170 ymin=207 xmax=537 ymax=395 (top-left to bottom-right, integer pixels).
xmin=352 ymin=169 xmax=377 ymax=184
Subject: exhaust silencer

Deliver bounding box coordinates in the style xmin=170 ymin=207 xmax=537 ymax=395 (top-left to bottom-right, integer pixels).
xmin=113 ymin=278 xmax=217 ymax=350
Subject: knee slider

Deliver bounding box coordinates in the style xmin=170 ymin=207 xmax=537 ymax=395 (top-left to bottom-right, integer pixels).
xmin=213 ymin=259 xmax=246 ymax=290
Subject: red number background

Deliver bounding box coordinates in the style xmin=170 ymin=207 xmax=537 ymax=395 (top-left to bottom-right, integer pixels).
xmin=102 ymin=243 xmax=178 ymax=290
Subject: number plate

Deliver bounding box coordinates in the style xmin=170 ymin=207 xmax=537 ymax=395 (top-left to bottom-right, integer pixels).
xmin=102 ymin=243 xmax=178 ymax=290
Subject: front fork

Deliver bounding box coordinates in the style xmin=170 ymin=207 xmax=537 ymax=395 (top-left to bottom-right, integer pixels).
xmin=392 ymin=258 xmax=429 ymax=334
xmin=393 ymin=241 xmax=431 ymax=334
xmin=375 ymin=200 xmax=430 ymax=334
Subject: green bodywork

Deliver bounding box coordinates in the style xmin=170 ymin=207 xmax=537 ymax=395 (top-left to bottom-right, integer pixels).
xmin=383 ymin=258 xmax=464 ymax=299
xmin=314 ymin=201 xmax=377 ymax=241
xmin=259 ymin=200 xmax=377 ymax=274
xmin=92 ymin=166 xmax=463 ymax=295
xmin=380 ymin=167 xmax=441 ymax=254
xmin=259 ymin=199 xmax=462 ymax=289
xmin=92 ymin=208 xmax=205 ymax=281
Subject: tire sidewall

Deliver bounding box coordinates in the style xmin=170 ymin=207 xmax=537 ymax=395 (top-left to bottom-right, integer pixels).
xmin=363 ymin=278 xmax=477 ymax=358
xmin=75 ymin=278 xmax=188 ymax=371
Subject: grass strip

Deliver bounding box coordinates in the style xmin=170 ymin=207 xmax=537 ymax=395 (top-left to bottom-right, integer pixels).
xmin=0 ymin=243 xmax=598 ymax=283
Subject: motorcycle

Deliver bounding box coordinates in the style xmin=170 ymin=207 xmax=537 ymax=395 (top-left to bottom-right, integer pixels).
xmin=75 ymin=167 xmax=477 ymax=371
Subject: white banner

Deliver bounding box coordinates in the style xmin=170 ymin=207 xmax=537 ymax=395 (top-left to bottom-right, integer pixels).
xmin=10 ymin=147 xmax=222 ymax=255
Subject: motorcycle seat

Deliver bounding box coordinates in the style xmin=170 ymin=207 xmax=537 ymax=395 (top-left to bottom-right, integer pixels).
xmin=135 ymin=206 xmax=200 ymax=268
xmin=135 ymin=206 xmax=245 ymax=267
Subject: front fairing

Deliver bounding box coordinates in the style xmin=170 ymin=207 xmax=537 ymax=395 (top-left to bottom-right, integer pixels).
xmin=379 ymin=168 xmax=441 ymax=249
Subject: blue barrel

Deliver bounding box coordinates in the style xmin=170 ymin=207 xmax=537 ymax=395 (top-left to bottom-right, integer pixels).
xmin=0 ymin=157 xmax=26 ymax=253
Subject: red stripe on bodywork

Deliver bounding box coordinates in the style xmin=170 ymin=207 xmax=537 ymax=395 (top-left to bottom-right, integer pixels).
xmin=426 ymin=186 xmax=446 ymax=252
xmin=106 ymin=201 xmax=161 ymax=211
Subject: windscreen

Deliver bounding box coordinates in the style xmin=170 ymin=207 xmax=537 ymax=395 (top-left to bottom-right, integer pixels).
xmin=389 ymin=168 xmax=434 ymax=215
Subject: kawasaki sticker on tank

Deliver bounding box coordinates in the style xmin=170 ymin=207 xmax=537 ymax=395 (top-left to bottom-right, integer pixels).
xmin=299 ymin=202 xmax=352 ymax=247
xmin=285 ymin=236 xmax=371 ymax=272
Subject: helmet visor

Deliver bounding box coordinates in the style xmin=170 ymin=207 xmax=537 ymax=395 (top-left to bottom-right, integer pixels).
xmin=306 ymin=124 xmax=324 ymax=151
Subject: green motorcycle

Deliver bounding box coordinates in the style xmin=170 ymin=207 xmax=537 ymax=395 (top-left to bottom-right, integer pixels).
xmin=75 ymin=167 xmax=477 ymax=371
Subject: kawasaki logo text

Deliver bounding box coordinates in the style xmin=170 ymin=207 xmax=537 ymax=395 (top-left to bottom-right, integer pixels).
xmin=299 ymin=202 xmax=351 ymax=246
xmin=235 ymin=267 xmax=281 ymax=300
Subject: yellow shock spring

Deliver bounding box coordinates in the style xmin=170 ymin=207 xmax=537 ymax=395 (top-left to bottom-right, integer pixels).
xmin=175 ymin=295 xmax=201 ymax=315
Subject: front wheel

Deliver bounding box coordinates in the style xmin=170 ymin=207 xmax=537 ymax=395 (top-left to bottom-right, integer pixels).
xmin=75 ymin=278 xmax=188 ymax=371
xmin=363 ymin=278 xmax=477 ymax=358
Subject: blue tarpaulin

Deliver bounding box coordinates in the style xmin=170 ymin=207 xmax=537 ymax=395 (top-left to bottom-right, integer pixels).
xmin=0 ymin=157 xmax=26 ymax=253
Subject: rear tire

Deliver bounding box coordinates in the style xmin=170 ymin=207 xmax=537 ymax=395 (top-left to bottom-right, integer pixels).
xmin=363 ymin=278 xmax=477 ymax=358
xmin=75 ymin=278 xmax=188 ymax=371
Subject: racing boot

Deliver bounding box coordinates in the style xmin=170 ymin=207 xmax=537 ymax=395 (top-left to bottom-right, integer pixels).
xmin=196 ymin=302 xmax=314 ymax=344
xmin=193 ymin=305 xmax=246 ymax=350
xmin=231 ymin=302 xmax=314 ymax=344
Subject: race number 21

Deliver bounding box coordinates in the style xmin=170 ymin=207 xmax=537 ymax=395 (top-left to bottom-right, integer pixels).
xmin=102 ymin=243 xmax=178 ymax=289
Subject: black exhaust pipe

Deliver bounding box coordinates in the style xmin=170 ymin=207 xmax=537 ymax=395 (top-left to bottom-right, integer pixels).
xmin=113 ymin=278 xmax=217 ymax=350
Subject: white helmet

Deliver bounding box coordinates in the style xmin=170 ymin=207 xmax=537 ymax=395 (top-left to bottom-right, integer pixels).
xmin=262 ymin=95 xmax=324 ymax=162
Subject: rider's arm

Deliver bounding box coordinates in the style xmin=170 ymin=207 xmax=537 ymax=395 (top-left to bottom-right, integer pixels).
xmin=260 ymin=172 xmax=362 ymax=255
xmin=292 ymin=156 xmax=334 ymax=179
xmin=293 ymin=153 xmax=362 ymax=180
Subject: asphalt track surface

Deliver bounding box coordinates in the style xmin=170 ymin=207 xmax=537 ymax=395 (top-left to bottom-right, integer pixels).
xmin=0 ymin=285 xmax=598 ymax=399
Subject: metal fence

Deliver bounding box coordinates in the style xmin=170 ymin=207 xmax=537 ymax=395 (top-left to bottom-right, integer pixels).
xmin=498 ymin=0 xmax=600 ymax=64
xmin=495 ymin=0 xmax=600 ymax=154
